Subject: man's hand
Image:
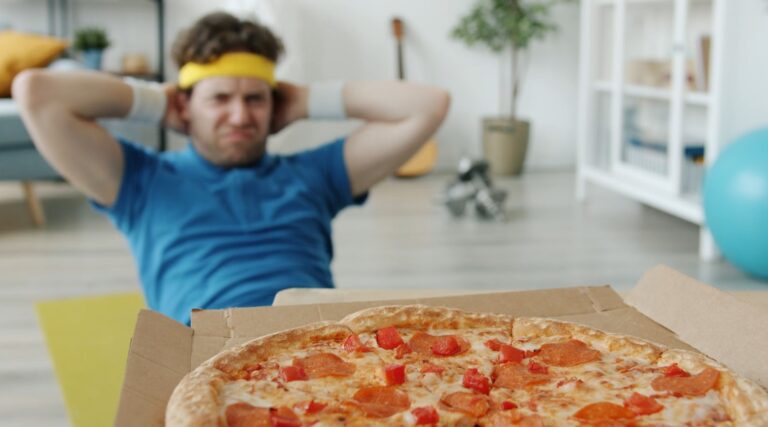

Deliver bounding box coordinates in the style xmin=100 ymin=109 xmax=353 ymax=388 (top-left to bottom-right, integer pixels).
xmin=270 ymin=82 xmax=308 ymax=134
xmin=163 ymin=84 xmax=189 ymax=134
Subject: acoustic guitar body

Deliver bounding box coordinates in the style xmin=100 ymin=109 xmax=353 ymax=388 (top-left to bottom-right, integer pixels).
xmin=392 ymin=17 xmax=438 ymax=177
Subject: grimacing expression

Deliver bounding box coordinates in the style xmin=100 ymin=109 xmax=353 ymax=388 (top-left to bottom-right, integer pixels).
xmin=181 ymin=76 xmax=273 ymax=167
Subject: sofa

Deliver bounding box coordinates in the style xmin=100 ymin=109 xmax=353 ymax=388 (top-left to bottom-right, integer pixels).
xmin=0 ymin=100 xmax=59 ymax=181
xmin=0 ymin=29 xmax=70 ymax=226
xmin=1 ymin=97 xmax=163 ymax=227
xmin=0 ymin=99 xmax=59 ymax=226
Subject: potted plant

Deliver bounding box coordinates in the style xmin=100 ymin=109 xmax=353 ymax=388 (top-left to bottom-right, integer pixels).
xmin=451 ymin=0 xmax=571 ymax=175
xmin=73 ymin=27 xmax=110 ymax=70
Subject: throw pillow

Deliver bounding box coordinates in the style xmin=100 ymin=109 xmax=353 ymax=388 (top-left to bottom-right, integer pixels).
xmin=0 ymin=31 xmax=68 ymax=97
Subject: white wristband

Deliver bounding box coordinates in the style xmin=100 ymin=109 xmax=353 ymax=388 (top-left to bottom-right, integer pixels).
xmin=308 ymin=80 xmax=346 ymax=120
xmin=124 ymin=77 xmax=167 ymax=124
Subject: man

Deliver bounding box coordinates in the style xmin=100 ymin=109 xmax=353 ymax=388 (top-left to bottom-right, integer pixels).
xmin=12 ymin=12 xmax=450 ymax=324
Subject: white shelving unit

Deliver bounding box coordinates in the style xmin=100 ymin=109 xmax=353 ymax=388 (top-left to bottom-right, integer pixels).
xmin=576 ymin=0 xmax=768 ymax=260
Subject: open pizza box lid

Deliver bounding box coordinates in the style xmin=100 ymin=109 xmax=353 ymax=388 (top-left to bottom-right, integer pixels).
xmin=114 ymin=265 xmax=768 ymax=426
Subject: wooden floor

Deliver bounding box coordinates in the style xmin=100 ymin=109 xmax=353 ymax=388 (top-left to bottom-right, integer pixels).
xmin=0 ymin=171 xmax=765 ymax=425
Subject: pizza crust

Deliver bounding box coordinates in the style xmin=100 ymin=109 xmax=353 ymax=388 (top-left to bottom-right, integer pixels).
xmin=165 ymin=365 xmax=226 ymax=427
xmin=211 ymin=321 xmax=348 ymax=373
xmin=166 ymin=321 xmax=353 ymax=427
xmin=340 ymin=304 xmax=514 ymax=333
xmin=659 ymin=348 xmax=768 ymax=424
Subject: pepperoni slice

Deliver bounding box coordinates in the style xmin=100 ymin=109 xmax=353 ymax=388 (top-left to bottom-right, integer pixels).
xmin=440 ymin=391 xmax=491 ymax=418
xmin=573 ymin=402 xmax=636 ymax=422
xmin=498 ymin=344 xmax=525 ymax=364
xmin=536 ymin=339 xmax=601 ymax=367
xmin=651 ymin=367 xmax=720 ymax=396
xmin=492 ymin=363 xmax=550 ymax=389
xmin=431 ymin=335 xmax=462 ymax=356
xmin=409 ymin=332 xmax=437 ymax=355
xmin=293 ymin=353 xmax=355 ymax=379
xmin=353 ymin=386 xmax=410 ymax=418
xmin=270 ymin=407 xmax=302 ymax=427
xmin=624 ymin=392 xmax=664 ymax=416
xmin=408 ymin=332 xmax=470 ymax=357
xmin=225 ymin=402 xmax=271 ymax=427
xmin=278 ymin=365 xmax=307 ymax=382
xmin=485 ymin=339 xmax=504 ymax=351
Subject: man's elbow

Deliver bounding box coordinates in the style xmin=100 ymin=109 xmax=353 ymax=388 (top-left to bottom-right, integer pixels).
xmin=433 ymin=89 xmax=451 ymax=123
xmin=424 ymin=88 xmax=450 ymax=129
xmin=12 ymin=69 xmax=51 ymax=111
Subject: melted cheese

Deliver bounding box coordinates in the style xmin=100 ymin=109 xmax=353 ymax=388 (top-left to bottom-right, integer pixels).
xmin=218 ymin=326 xmax=736 ymax=426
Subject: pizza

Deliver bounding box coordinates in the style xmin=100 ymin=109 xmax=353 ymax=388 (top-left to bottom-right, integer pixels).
xmin=165 ymin=305 xmax=768 ymax=426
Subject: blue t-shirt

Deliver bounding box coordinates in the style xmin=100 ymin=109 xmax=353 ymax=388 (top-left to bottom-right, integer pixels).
xmin=92 ymin=138 xmax=366 ymax=324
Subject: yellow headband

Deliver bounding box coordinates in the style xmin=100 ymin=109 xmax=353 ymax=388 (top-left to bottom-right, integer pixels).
xmin=178 ymin=52 xmax=276 ymax=89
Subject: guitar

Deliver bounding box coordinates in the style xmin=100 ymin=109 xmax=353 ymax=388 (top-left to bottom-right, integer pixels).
xmin=392 ymin=17 xmax=438 ymax=178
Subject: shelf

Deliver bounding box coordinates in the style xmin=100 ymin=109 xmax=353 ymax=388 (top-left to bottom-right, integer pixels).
xmin=685 ymin=91 xmax=710 ymax=106
xmin=581 ymin=166 xmax=704 ymax=224
xmin=625 ymin=84 xmax=670 ymax=102
xmin=581 ymin=0 xmax=731 ymax=261
xmin=594 ymin=81 xmax=611 ymax=93
xmin=592 ymin=81 xmax=710 ymax=106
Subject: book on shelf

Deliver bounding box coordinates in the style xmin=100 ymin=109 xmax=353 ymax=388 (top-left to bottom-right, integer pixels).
xmin=693 ymin=35 xmax=711 ymax=92
xmin=626 ymin=137 xmax=705 ymax=160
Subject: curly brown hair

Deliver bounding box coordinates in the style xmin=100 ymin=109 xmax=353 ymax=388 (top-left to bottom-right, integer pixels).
xmin=171 ymin=11 xmax=284 ymax=68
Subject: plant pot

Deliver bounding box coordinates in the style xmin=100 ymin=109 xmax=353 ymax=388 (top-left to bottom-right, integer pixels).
xmin=482 ymin=117 xmax=530 ymax=176
xmin=82 ymin=49 xmax=104 ymax=70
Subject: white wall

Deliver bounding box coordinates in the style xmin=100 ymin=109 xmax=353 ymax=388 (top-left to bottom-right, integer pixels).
xmin=257 ymin=0 xmax=581 ymax=170
xmin=1 ymin=0 xmax=581 ymax=171
xmin=0 ymin=1 xmax=47 ymax=33
xmin=719 ymin=0 xmax=768 ymax=147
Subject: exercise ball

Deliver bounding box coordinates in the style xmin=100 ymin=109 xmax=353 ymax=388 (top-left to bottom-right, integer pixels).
xmin=703 ymin=128 xmax=768 ymax=280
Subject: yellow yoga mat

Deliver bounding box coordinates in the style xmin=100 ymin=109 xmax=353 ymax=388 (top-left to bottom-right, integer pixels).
xmin=36 ymin=292 xmax=145 ymax=427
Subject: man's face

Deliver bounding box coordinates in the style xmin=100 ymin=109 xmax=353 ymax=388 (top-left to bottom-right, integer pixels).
xmin=181 ymin=77 xmax=273 ymax=167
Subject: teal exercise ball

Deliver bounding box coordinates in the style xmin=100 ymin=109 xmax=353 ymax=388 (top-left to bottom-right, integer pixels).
xmin=703 ymin=128 xmax=768 ymax=280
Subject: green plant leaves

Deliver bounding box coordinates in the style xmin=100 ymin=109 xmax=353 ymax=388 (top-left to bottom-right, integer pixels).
xmin=451 ymin=0 xmax=568 ymax=52
xmin=73 ymin=27 xmax=110 ymax=51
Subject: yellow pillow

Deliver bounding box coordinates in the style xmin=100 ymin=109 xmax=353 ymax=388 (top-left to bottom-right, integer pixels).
xmin=0 ymin=30 xmax=68 ymax=97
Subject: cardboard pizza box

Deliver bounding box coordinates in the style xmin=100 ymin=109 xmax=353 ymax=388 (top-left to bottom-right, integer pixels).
xmin=113 ymin=265 xmax=768 ymax=426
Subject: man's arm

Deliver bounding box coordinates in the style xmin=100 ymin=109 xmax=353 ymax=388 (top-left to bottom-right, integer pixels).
xmin=12 ymin=70 xmax=134 ymax=206
xmin=342 ymin=81 xmax=450 ymax=196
